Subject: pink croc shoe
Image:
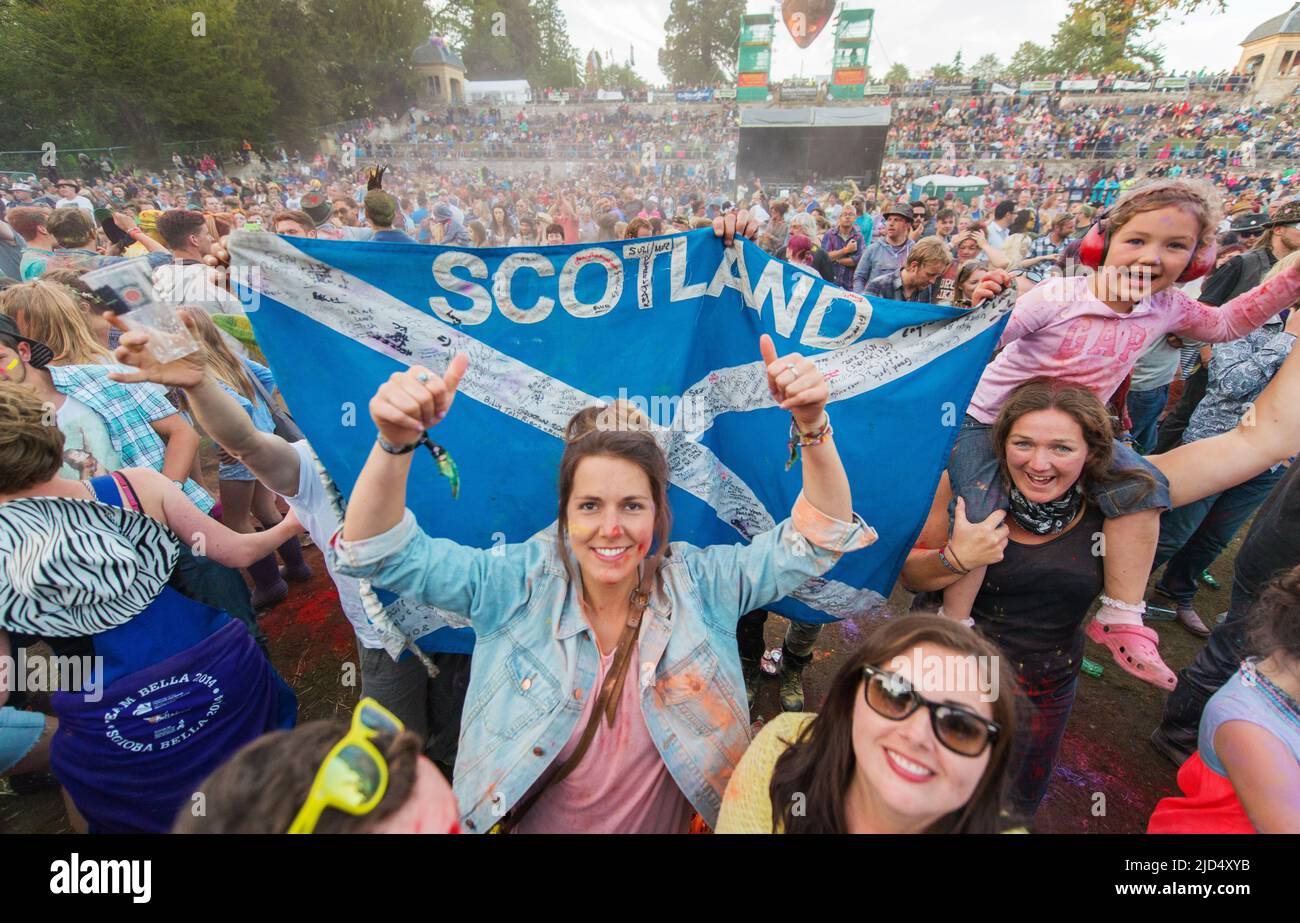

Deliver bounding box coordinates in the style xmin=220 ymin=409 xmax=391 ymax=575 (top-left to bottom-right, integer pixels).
xmin=1085 ymin=621 xmax=1177 ymax=691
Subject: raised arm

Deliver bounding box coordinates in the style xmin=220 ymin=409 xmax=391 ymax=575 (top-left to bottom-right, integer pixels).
xmin=1149 ymin=334 xmax=1300 ymax=507
xmin=1171 ymin=262 xmax=1300 ymax=343
xmin=340 ymin=355 xmax=468 ymax=542
xmin=759 ymin=334 xmax=848 ymax=521
xmin=109 ymin=312 xmax=304 ymax=497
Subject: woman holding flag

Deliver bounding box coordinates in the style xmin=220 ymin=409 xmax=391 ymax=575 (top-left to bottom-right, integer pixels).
xmin=330 ymin=268 xmax=876 ymax=832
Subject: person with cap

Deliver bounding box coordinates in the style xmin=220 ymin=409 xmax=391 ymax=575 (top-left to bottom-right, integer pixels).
xmin=0 ymin=380 xmax=300 ymax=833
xmin=298 ymin=191 xmax=339 ymax=239
xmin=852 ymin=202 xmax=915 ymax=294
xmin=52 ymin=179 xmax=93 ymax=218
xmin=434 ymin=202 xmax=471 ymax=247
xmin=8 ymin=182 xmax=35 ymax=206
xmin=1229 ymin=211 xmax=1268 ymax=248
xmin=364 ymin=190 xmax=415 ymax=243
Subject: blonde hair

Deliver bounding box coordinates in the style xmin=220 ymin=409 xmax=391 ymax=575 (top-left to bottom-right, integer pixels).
xmin=1106 ymin=178 xmax=1222 ymax=253
xmin=907 ymin=235 xmax=952 ymax=269
xmin=0 ymin=280 xmax=113 ymax=365
xmin=0 ymin=381 xmax=64 ymax=492
xmin=182 ymin=307 xmax=255 ymax=400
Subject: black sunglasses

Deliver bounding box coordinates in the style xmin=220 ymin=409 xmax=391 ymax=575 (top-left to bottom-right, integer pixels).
xmin=861 ymin=665 xmax=1000 ymax=757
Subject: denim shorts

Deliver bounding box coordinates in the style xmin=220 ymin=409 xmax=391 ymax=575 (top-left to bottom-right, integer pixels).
xmin=218 ymin=458 xmax=257 ymax=482
xmin=949 ymin=415 xmax=1171 ymax=523
xmin=0 ymin=707 xmax=46 ymax=773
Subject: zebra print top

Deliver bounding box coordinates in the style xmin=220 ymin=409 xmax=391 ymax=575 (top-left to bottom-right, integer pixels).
xmin=0 ymin=495 xmax=179 ymax=637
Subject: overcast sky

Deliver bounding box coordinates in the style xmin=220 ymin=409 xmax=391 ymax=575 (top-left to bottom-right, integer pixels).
xmin=555 ymin=0 xmax=1290 ymax=84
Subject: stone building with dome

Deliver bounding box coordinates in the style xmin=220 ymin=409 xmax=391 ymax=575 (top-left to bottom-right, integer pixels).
xmin=1237 ymin=4 xmax=1300 ymax=104
xmin=413 ymin=35 xmax=465 ymax=107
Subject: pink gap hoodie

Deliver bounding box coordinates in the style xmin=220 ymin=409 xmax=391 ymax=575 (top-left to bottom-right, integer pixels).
xmin=967 ymin=267 xmax=1300 ymax=424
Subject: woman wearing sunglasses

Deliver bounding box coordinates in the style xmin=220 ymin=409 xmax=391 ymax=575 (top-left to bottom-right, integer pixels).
xmin=717 ymin=614 xmax=1015 ymax=834
xmin=901 ymin=343 xmax=1300 ymax=822
xmin=330 ymin=278 xmax=875 ymax=832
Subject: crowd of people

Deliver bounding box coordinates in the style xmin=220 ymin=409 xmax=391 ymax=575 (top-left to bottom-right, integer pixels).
xmin=1 ymin=78 xmax=1299 ymax=837
xmin=888 ymin=95 xmax=1300 ymax=163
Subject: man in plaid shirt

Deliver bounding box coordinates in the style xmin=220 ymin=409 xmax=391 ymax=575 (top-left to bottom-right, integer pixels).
xmin=0 ymin=318 xmax=211 ymax=511
xmin=1021 ymin=213 xmax=1077 ymax=283
xmin=820 ymin=205 xmax=866 ymax=291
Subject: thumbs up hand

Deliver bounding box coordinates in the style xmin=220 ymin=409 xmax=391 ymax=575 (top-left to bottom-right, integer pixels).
xmin=760 ymin=334 xmax=827 ymax=430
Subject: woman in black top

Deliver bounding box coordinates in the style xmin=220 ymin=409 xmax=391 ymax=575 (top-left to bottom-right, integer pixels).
xmin=902 ymin=352 xmax=1300 ymax=820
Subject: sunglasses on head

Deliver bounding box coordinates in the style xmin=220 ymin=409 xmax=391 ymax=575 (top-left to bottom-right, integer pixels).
xmin=861 ymin=665 xmax=1000 ymax=757
xmin=287 ymin=697 xmax=404 ymax=835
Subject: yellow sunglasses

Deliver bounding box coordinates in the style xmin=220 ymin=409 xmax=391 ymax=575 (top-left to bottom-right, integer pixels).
xmin=287 ymin=697 xmax=404 ymax=835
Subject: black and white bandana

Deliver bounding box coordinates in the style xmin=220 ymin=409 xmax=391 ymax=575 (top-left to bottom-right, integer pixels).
xmin=1007 ymin=482 xmax=1084 ymax=536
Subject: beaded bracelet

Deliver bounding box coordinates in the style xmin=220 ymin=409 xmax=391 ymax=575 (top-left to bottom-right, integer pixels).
xmin=785 ymin=412 xmax=832 ymax=471
xmin=944 ymin=543 xmax=970 ymax=573
xmin=938 ymin=546 xmax=970 ymax=576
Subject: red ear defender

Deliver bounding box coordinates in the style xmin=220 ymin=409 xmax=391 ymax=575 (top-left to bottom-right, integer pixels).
xmin=1177 ymin=239 xmax=1218 ymax=283
xmin=1077 ymin=220 xmax=1107 ymax=270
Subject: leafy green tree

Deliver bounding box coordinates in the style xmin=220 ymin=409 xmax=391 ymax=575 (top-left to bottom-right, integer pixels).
xmin=931 ymin=50 xmax=966 ymax=82
xmin=438 ymin=0 xmax=577 ymax=88
xmin=971 ymin=54 xmax=1004 ymax=81
xmin=1006 ymin=41 xmax=1054 ymax=79
xmin=594 ymin=63 xmax=647 ymax=91
xmin=321 ymin=0 xmax=433 ymax=117
xmin=0 ymin=0 xmax=273 ymax=157
xmin=884 ymin=63 xmax=910 ymax=84
xmin=659 ymin=0 xmax=744 ymax=85
xmin=1046 ymin=0 xmax=1227 ymax=74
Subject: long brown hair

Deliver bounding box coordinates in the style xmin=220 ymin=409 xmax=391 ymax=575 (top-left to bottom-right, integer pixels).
xmin=556 ymin=400 xmax=672 ymax=603
xmin=183 ymin=306 xmax=256 ymax=400
xmin=768 ymin=614 xmax=1017 ymax=834
xmin=991 ymin=378 xmax=1158 ymax=504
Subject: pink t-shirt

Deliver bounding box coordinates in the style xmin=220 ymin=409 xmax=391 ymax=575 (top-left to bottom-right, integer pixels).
xmin=513 ymin=642 xmax=694 ymax=834
xmin=968 ymin=268 xmax=1300 ymax=424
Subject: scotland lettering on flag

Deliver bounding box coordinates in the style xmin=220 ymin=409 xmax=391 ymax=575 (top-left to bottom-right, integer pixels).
xmin=228 ymin=229 xmax=1013 ymax=649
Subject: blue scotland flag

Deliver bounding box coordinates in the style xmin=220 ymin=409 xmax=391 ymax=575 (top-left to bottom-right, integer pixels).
xmin=228 ymin=229 xmax=1013 ymax=652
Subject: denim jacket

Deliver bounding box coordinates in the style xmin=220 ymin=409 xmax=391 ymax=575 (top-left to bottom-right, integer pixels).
xmin=330 ymin=493 xmax=875 ymax=833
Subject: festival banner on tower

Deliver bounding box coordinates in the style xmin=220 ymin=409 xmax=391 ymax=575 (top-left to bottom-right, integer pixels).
xmin=228 ymin=230 xmax=1013 ymax=651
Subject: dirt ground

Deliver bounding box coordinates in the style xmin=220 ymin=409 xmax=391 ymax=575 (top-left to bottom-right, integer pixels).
xmin=0 ymin=461 xmax=1241 ymax=833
